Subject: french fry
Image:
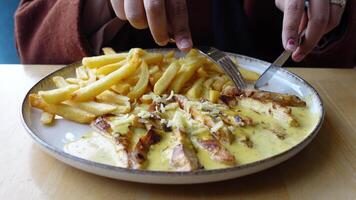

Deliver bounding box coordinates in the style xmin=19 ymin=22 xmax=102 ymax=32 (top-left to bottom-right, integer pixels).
xmin=239 ymin=67 xmax=260 ymax=82
xmin=196 ymin=67 xmax=208 ymax=77
xmin=205 ymin=62 xmax=224 ymax=74
xmin=40 ymin=112 xmax=55 ymax=125
xmin=170 ymin=58 xmax=203 ymax=93
xmin=86 ymin=68 xmax=97 ymax=85
xmin=66 ymin=101 xmax=117 ymax=116
xmin=153 ymin=61 xmax=181 ymax=95
xmin=212 ymin=76 xmax=227 ymax=91
xmin=165 ymin=50 xmax=175 ymax=59
xmin=96 ymin=90 xmax=130 ymax=105
xmin=72 ymin=55 xmax=140 ymax=102
xmin=149 ymin=71 xmax=163 ymax=86
xmin=148 ymin=65 xmax=160 ymax=75
xmin=96 ymin=60 xmax=126 ymax=76
xmin=128 ymin=61 xmax=149 ymax=99
xmin=209 ymin=89 xmax=220 ymax=103
xmin=143 ymin=53 xmax=164 ymax=65
xmin=186 ymin=77 xmax=205 ymax=100
xmin=96 ymin=90 xmax=131 ymax=114
xmin=29 ymin=94 xmax=95 ymax=124
xmin=76 ymin=66 xmax=89 ymax=80
xmin=39 ymin=85 xmax=79 ymax=104
xmin=102 ymin=47 xmax=116 ymax=55
xmin=204 ymin=76 xmax=218 ymax=88
xmin=186 ymin=49 xmax=199 ymax=57
xmin=82 ymin=53 xmax=128 ymax=68
xmin=52 ymin=76 xmax=69 ymax=88
xmin=111 ymin=83 xmax=131 ymax=95
xmin=66 ymin=78 xmax=83 ymax=85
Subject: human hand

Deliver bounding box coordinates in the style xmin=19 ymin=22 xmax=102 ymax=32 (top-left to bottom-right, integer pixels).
xmin=110 ymin=0 xmax=192 ymax=51
xmin=275 ymin=0 xmax=346 ymax=62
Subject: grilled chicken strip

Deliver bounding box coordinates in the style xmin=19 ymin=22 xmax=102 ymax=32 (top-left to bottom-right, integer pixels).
xmin=91 ymin=116 xmax=132 ymax=168
xmin=238 ymin=97 xmax=299 ymax=127
xmin=130 ymin=125 xmax=161 ymax=169
xmin=196 ymin=138 xmax=236 ymax=166
xmin=175 ymin=95 xmax=235 ymax=144
xmin=221 ymin=86 xmax=306 ymax=107
xmin=169 ymin=129 xmax=200 ymax=171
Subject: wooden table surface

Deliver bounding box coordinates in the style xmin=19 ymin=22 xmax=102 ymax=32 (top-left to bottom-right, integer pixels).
xmin=0 ymin=65 xmax=355 ymax=200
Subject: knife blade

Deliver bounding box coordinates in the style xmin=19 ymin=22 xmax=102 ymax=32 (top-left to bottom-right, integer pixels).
xmin=254 ymin=50 xmax=292 ymax=89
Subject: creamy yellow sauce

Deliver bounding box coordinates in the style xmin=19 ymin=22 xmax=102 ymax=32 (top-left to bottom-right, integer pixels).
xmin=64 ymin=104 xmax=318 ymax=171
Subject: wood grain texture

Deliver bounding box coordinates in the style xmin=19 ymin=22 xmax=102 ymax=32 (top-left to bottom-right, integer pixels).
xmin=0 ymin=65 xmax=355 ymax=200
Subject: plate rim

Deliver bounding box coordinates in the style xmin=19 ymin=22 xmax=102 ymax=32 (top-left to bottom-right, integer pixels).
xmin=20 ymin=50 xmax=325 ymax=177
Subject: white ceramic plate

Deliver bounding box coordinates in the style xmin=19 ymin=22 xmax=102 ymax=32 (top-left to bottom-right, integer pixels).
xmin=21 ymin=49 xmax=324 ymax=184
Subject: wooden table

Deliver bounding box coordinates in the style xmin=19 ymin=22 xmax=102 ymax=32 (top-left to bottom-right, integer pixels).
xmin=0 ymin=65 xmax=355 ymax=200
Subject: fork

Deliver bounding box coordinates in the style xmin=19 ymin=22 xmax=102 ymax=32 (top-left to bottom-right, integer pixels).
xmin=198 ymin=47 xmax=247 ymax=89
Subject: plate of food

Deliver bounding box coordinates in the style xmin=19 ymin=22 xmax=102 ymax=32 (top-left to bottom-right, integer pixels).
xmin=21 ymin=48 xmax=324 ymax=184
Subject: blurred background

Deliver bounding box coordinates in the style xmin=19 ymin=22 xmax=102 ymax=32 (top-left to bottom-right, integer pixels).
xmin=0 ymin=0 xmax=19 ymax=63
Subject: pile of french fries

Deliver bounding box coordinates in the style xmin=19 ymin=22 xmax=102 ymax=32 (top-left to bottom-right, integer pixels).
xmin=29 ymin=48 xmax=259 ymax=125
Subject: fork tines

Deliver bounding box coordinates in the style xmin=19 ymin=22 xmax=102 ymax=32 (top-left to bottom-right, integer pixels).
xmin=205 ymin=48 xmax=247 ymax=89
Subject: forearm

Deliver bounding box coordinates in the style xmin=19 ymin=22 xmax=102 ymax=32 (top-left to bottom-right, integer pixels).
xmin=14 ymin=0 xmax=125 ymax=64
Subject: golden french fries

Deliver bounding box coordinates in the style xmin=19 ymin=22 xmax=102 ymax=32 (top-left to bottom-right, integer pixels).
xmin=71 ymin=55 xmax=140 ymax=102
xmin=52 ymin=76 xmax=69 ymax=88
xmin=29 ymin=94 xmax=95 ymax=124
xmin=82 ymin=53 xmax=128 ymax=68
xmin=76 ymin=66 xmax=89 ymax=80
xmin=186 ymin=77 xmax=205 ymax=100
xmin=29 ymin=47 xmax=267 ymax=128
xmin=170 ymin=57 xmax=203 ymax=93
xmin=38 ymin=85 xmax=79 ymax=104
xmin=208 ymin=89 xmax=220 ymax=103
xmin=111 ymin=83 xmax=131 ymax=95
xmin=142 ymin=52 xmax=163 ymax=65
xmin=153 ymin=61 xmax=181 ymax=95
xmin=128 ymin=61 xmax=149 ymax=99
xmin=102 ymin=47 xmax=116 ymax=55
xmin=96 ymin=90 xmax=131 ymax=114
xmin=40 ymin=112 xmax=55 ymax=125
xmin=148 ymin=65 xmax=160 ymax=75
xmin=66 ymin=101 xmax=117 ymax=116
xmin=96 ymin=60 xmax=126 ymax=76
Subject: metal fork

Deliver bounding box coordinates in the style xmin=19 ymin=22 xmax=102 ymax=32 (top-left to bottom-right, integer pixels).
xmin=198 ymin=47 xmax=247 ymax=89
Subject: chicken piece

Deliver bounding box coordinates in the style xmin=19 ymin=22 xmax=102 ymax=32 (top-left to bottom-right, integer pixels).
xmin=91 ymin=116 xmax=132 ymax=168
xmin=242 ymin=89 xmax=306 ymax=107
xmin=238 ymin=97 xmax=299 ymax=127
xmin=196 ymin=138 xmax=236 ymax=166
xmin=221 ymin=86 xmax=306 ymax=107
xmin=175 ymin=95 xmax=235 ymax=144
xmin=130 ymin=126 xmax=161 ymax=169
xmin=169 ymin=129 xmax=200 ymax=171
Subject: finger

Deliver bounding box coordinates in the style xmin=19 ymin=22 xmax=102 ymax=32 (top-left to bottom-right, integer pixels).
xmin=111 ymin=0 xmax=126 ymax=20
xmin=298 ymin=12 xmax=308 ymax=33
xmin=292 ymin=0 xmax=330 ymax=62
xmin=124 ymin=0 xmax=148 ymax=29
xmin=325 ymin=4 xmax=343 ymax=33
xmin=282 ymin=0 xmax=305 ymax=51
xmin=143 ymin=0 xmax=169 ymax=46
xmin=166 ymin=0 xmax=192 ymax=51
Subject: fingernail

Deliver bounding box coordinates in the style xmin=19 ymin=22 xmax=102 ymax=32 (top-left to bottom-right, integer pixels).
xmin=294 ymin=53 xmax=305 ymax=62
xmin=286 ymin=39 xmax=297 ymax=51
xmin=157 ymin=39 xmax=169 ymax=46
xmin=177 ymin=38 xmax=192 ymax=51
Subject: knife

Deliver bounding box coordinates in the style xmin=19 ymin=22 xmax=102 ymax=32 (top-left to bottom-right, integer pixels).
xmin=254 ymin=50 xmax=292 ymax=89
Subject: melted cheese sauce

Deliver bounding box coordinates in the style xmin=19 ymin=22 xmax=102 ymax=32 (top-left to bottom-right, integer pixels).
xmin=64 ymin=104 xmax=318 ymax=171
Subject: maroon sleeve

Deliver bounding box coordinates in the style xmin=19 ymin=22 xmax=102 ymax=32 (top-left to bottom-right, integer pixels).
xmin=14 ymin=0 xmax=126 ymax=64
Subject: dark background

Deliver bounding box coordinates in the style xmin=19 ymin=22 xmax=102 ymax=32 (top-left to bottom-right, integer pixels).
xmin=0 ymin=0 xmax=20 ymax=63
